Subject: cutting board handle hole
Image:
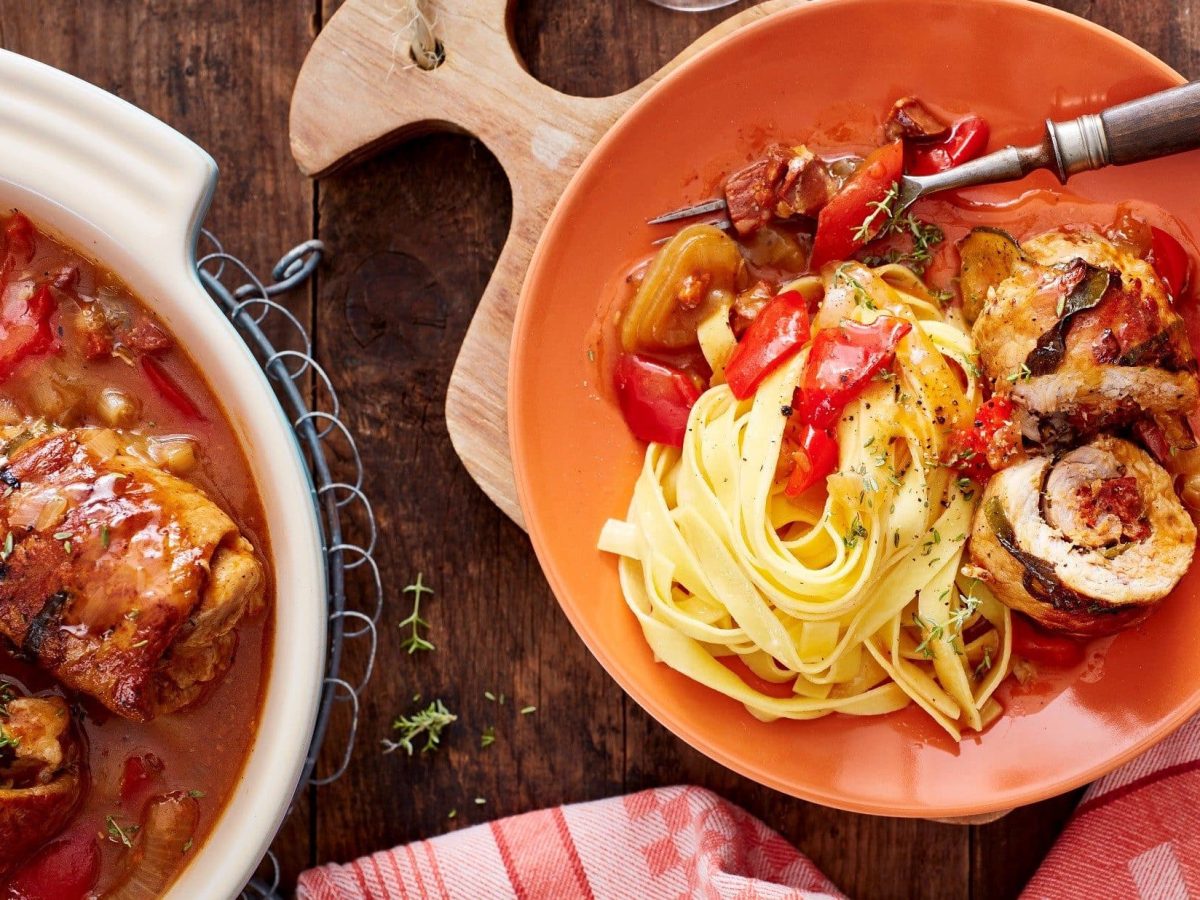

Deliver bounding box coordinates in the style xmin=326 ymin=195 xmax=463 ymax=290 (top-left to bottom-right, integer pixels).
xmin=410 ymin=38 xmax=446 ymax=70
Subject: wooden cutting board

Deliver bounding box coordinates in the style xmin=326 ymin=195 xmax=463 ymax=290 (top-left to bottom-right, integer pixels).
xmin=289 ymin=0 xmax=1006 ymax=824
xmin=289 ymin=0 xmax=794 ymax=528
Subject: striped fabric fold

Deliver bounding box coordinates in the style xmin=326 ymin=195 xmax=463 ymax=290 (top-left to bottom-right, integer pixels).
xmin=297 ymin=785 xmax=844 ymax=899
xmin=299 ymin=715 xmax=1200 ymax=899
xmin=1021 ymin=714 xmax=1200 ymax=900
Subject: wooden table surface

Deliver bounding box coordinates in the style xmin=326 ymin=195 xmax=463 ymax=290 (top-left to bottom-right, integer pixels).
xmin=2 ymin=1 xmax=1197 ymax=897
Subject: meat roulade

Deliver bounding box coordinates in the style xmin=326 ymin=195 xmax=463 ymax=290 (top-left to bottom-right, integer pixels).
xmin=0 ymin=692 xmax=86 ymax=876
xmin=0 ymin=426 xmax=265 ymax=721
xmin=967 ymin=228 xmax=1198 ymax=445
xmin=967 ymin=434 xmax=1196 ymax=636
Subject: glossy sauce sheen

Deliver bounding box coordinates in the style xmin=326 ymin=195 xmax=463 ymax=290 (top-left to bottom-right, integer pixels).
xmin=0 ymin=211 xmax=272 ymax=892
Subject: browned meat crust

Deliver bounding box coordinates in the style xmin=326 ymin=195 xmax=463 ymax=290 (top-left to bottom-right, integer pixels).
xmin=0 ymin=695 xmax=85 ymax=876
xmin=0 ymin=429 xmax=264 ymax=721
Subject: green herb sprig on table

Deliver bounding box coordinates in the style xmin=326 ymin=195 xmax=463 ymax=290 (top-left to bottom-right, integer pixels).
xmin=382 ymin=699 xmax=457 ymax=756
xmin=399 ymin=572 xmax=435 ymax=654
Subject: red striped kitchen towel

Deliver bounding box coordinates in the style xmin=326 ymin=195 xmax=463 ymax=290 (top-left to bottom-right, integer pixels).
xmin=298 ymin=715 xmax=1200 ymax=899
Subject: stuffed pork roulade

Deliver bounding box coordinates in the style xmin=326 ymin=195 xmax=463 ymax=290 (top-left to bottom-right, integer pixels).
xmin=966 ymin=228 xmax=1198 ymax=447
xmin=967 ymin=434 xmax=1195 ymax=636
xmin=0 ymin=426 xmax=264 ymax=722
xmin=0 ymin=692 xmax=86 ymax=876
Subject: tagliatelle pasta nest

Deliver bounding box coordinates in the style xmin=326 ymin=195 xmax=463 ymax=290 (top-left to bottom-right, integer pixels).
xmin=601 ymin=262 xmax=1011 ymax=741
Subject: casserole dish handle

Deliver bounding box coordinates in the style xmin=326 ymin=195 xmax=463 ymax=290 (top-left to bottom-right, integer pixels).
xmin=0 ymin=49 xmax=216 ymax=270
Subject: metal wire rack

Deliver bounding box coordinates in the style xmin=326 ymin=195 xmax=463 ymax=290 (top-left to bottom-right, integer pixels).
xmin=193 ymin=235 xmax=383 ymax=900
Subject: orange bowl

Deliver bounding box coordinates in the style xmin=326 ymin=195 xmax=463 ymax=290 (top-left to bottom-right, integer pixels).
xmin=509 ymin=0 xmax=1200 ymax=816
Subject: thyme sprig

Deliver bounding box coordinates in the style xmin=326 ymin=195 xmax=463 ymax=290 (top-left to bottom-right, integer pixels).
xmin=852 ymin=181 xmax=901 ymax=243
xmin=399 ymin=573 xmax=435 ymax=654
xmin=105 ymin=815 xmax=140 ymax=849
xmin=382 ymin=699 xmax=457 ymax=756
xmin=912 ymin=612 xmax=944 ymax=659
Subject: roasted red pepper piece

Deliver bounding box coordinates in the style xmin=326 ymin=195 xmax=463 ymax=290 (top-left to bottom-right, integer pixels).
xmin=810 ymin=140 xmax=905 ymax=270
xmin=141 ymin=356 xmax=205 ymax=421
xmin=614 ymin=353 xmax=701 ymax=447
xmin=946 ymin=396 xmax=1015 ymax=483
xmin=120 ymin=752 xmax=164 ymax=804
xmin=905 ymin=115 xmax=990 ymax=176
xmin=1148 ymin=225 xmax=1190 ymax=300
xmin=784 ymin=424 xmax=839 ymax=497
xmin=794 ymin=317 xmax=913 ymax=429
xmin=1011 ymin=614 xmax=1086 ymax=668
xmin=2 ymin=830 xmax=100 ymax=900
xmin=0 ymin=284 xmax=58 ymax=381
xmin=724 ymin=290 xmax=810 ymax=400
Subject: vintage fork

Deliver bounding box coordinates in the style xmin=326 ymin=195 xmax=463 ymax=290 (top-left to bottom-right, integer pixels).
xmin=647 ymin=81 xmax=1200 ymax=235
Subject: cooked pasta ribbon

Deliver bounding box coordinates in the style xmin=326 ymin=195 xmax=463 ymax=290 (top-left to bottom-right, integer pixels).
xmin=599 ymin=262 xmax=1010 ymax=740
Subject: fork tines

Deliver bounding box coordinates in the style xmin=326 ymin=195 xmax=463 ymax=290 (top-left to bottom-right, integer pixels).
xmin=646 ymin=197 xmax=730 ymax=225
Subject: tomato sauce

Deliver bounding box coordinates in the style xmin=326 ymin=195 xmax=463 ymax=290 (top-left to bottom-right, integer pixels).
xmin=0 ymin=211 xmax=273 ymax=894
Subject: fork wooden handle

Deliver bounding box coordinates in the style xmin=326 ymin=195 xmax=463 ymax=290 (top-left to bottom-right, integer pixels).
xmin=1101 ymin=80 xmax=1200 ymax=166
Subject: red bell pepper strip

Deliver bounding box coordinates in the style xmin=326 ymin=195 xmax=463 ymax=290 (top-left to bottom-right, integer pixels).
xmin=0 ymin=284 xmax=58 ymax=381
xmin=141 ymin=356 xmax=205 ymax=421
xmin=724 ymin=290 xmax=810 ymax=400
xmin=1148 ymin=225 xmax=1190 ymax=300
xmin=810 ymin=140 xmax=905 ymax=270
xmin=1010 ymin=614 xmax=1086 ymax=668
xmin=614 ymin=353 xmax=701 ymax=447
xmin=905 ymin=115 xmax=990 ymax=176
xmin=794 ymin=317 xmax=913 ymax=429
xmin=946 ymin=395 xmax=1015 ymax=483
xmin=2 ymin=830 xmax=101 ymax=900
xmin=784 ymin=424 xmax=839 ymax=497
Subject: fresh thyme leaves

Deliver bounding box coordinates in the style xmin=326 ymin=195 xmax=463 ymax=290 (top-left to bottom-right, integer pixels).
xmin=447 ymin=808 xmax=457 ymax=819
xmin=842 ymin=515 xmax=868 ymax=550
xmin=912 ymin=612 xmax=944 ymax=659
xmin=1005 ymin=362 xmax=1032 ymax=383
xmin=105 ymin=815 xmax=140 ymax=849
xmin=863 ymin=216 xmax=946 ymax=275
xmin=852 ymin=181 xmax=901 ymax=243
xmin=947 ymin=590 xmax=982 ymax=634
xmin=974 ymin=647 xmax=994 ymax=679
xmin=0 ymin=683 xmax=14 ymax=717
xmin=833 ymin=263 xmax=875 ymax=308
xmin=188 ymin=789 xmax=205 ymax=799
xmin=399 ymin=573 xmax=435 ymax=654
xmin=382 ymin=699 xmax=456 ymax=756
xmin=101 ymin=525 xmax=110 ymax=549
xmin=480 ymin=726 xmax=496 ymax=748
xmin=956 ymin=476 xmax=975 ymax=500
xmin=0 ymin=725 xmax=18 ymax=751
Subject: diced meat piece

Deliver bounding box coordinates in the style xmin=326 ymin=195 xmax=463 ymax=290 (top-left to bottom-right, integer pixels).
xmin=0 ymin=694 xmax=86 ymax=877
xmin=884 ymin=96 xmax=949 ymax=141
xmin=126 ymin=316 xmax=172 ymax=354
xmin=675 ymin=273 xmax=711 ymax=311
xmin=723 ymin=145 xmax=836 ymax=236
xmin=75 ymin=305 xmax=114 ymax=361
xmin=0 ymin=427 xmax=265 ymax=721
xmin=731 ymin=280 xmax=773 ymax=337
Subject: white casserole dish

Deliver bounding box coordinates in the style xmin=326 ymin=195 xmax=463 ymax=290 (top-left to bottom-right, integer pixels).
xmin=0 ymin=49 xmax=326 ymax=899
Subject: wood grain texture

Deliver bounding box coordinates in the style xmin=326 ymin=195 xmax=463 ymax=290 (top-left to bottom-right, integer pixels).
xmin=293 ymin=0 xmax=791 ymax=526
xmin=3 ymin=1 xmax=1197 ymax=898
